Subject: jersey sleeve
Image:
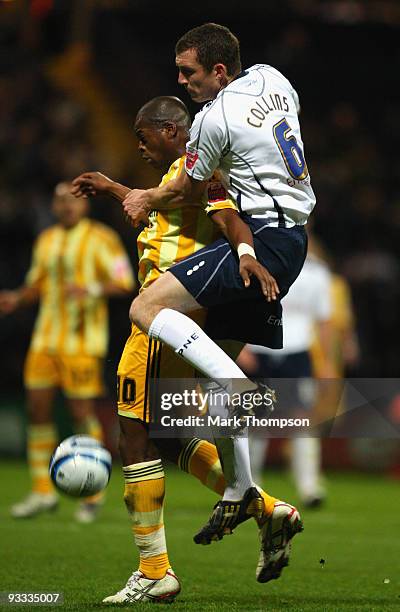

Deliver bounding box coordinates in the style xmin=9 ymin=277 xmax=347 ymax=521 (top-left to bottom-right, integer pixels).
xmin=311 ymin=266 xmax=332 ymax=321
xmin=25 ymin=236 xmax=45 ymax=289
xmin=94 ymin=231 xmax=135 ymax=291
xmin=205 ymin=177 xmax=238 ymax=216
xmin=185 ymin=103 xmax=228 ymax=181
xmin=292 ymin=87 xmax=301 ymax=114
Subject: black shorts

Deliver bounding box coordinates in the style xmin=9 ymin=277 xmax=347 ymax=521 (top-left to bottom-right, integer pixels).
xmin=169 ymin=219 xmax=307 ymax=348
xmin=254 ymin=351 xmax=316 ymax=411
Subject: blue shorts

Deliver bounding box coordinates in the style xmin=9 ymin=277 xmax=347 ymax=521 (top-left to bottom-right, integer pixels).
xmin=169 ymin=219 xmax=307 ymax=348
xmin=255 ymin=351 xmax=312 ymax=378
xmin=253 ymin=351 xmax=316 ymax=411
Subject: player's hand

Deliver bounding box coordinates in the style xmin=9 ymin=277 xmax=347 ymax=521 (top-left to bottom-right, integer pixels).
xmin=0 ymin=290 xmax=20 ymax=315
xmin=122 ymin=189 xmax=152 ymax=227
xmin=71 ymin=172 xmax=115 ymax=198
xmin=239 ymin=255 xmax=280 ymax=302
xmin=64 ymin=283 xmax=89 ymax=298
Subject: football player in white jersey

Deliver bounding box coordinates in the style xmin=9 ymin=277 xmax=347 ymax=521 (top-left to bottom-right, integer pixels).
xmin=122 ymin=23 xmax=314 ymax=574
xmin=241 ymin=252 xmax=334 ymax=505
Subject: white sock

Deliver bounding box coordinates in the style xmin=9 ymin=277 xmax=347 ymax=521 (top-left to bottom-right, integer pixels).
xmin=202 ymin=381 xmax=254 ymax=500
xmin=219 ymin=436 xmax=254 ymax=500
xmin=149 ymin=308 xmax=253 ymax=387
xmin=291 ymin=437 xmax=322 ymax=499
xmin=249 ymin=436 xmax=269 ymax=485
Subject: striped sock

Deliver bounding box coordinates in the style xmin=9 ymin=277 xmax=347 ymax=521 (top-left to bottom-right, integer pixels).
xmin=123 ymin=459 xmax=170 ymax=579
xmin=28 ymin=423 xmax=57 ymax=495
xmin=179 ymin=438 xmax=225 ymax=495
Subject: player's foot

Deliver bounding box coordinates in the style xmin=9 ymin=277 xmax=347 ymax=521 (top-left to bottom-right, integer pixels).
xmin=10 ymin=492 xmax=59 ymax=519
xmin=194 ymin=486 xmax=264 ymax=545
xmin=74 ymin=500 xmax=102 ymax=524
xmin=256 ymin=501 xmax=303 ymax=583
xmin=102 ymin=569 xmax=180 ymax=604
xmin=302 ymin=493 xmax=325 ymax=509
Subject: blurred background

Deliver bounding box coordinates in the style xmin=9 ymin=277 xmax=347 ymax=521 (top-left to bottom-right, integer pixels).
xmin=0 ymin=0 xmax=399 ymax=470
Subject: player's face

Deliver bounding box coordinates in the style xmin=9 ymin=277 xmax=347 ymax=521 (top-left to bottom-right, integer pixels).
xmin=134 ymin=120 xmax=170 ymax=169
xmin=176 ymin=48 xmax=221 ymax=103
xmin=52 ymin=192 xmax=88 ymax=228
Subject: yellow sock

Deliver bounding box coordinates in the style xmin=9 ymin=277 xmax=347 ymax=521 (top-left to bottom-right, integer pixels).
xmin=179 ymin=438 xmax=226 ymax=495
xmin=28 ymin=423 xmax=57 ymax=495
xmin=256 ymin=486 xmax=277 ymax=521
xmin=123 ymin=459 xmax=170 ymax=580
xmin=78 ymin=414 xmax=104 ymax=504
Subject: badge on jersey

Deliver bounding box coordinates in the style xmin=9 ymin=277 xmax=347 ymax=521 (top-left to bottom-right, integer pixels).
xmin=186 ymin=149 xmax=199 ymax=171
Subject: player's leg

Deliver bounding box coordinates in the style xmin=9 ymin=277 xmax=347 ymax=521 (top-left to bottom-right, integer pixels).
xmin=247 ymin=350 xmax=307 ymax=582
xmin=11 ymin=351 xmax=59 ymax=517
xmin=103 ymin=325 xmax=180 ymax=604
xmin=63 ymin=355 xmax=106 ymax=523
xmin=129 ymin=270 xmax=256 ymax=393
xmin=291 ymin=437 xmax=325 ymax=507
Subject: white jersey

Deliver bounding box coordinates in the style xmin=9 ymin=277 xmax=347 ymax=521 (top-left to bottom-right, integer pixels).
xmin=185 ymin=64 xmax=316 ymax=227
xmin=250 ymin=255 xmax=332 ymax=355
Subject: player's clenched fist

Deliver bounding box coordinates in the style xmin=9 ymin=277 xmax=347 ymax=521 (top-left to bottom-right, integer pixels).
xmin=122 ymin=189 xmax=152 ymax=227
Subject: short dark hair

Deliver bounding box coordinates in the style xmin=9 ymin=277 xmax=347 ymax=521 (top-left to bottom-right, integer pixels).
xmin=175 ymin=23 xmax=241 ymax=76
xmin=136 ymin=96 xmax=191 ymax=130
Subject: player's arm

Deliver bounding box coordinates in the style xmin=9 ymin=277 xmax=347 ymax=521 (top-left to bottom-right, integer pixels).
xmin=71 ymin=172 xmax=131 ymax=202
xmin=0 ymin=234 xmax=45 ymax=315
xmin=210 ymin=208 xmax=279 ymax=302
xmin=315 ymin=319 xmax=337 ymax=378
xmin=122 ymin=171 xmax=207 ymax=227
xmin=64 ymin=281 xmax=133 ymax=300
xmin=0 ymin=285 xmax=40 ymax=315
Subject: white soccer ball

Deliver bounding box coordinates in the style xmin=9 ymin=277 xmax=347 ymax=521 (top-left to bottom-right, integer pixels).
xmin=49 ymin=436 xmax=112 ymax=498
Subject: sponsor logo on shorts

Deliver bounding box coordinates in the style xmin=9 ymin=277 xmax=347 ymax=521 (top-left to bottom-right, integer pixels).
xmin=186 ymin=260 xmax=205 ymax=276
xmin=267 ymin=315 xmax=282 ymax=326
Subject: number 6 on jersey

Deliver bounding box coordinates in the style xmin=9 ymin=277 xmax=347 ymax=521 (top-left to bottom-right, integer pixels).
xmin=273 ymin=118 xmax=308 ymax=180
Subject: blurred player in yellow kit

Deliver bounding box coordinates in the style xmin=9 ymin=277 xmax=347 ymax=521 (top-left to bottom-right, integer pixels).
xmin=0 ymin=183 xmax=134 ymax=522
xmin=72 ymin=96 xmax=295 ymax=604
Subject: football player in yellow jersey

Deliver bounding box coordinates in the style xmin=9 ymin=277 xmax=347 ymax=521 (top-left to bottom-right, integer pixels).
xmin=72 ymin=96 xmax=301 ymax=604
xmin=0 ymin=183 xmax=134 ymax=522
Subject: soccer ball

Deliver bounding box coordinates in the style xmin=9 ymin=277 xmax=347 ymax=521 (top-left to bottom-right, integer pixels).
xmin=49 ymin=435 xmax=112 ymax=497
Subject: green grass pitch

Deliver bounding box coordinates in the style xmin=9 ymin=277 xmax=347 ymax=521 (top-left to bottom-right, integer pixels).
xmin=0 ymin=462 xmax=399 ymax=611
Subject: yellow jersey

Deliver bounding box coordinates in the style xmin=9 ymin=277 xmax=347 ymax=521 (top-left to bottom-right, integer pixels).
xmin=137 ymin=156 xmax=237 ymax=290
xmin=26 ymin=218 xmax=134 ymax=356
